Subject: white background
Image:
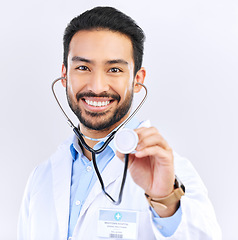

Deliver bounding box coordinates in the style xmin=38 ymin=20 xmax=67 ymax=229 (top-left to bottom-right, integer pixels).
xmin=0 ymin=0 xmax=237 ymax=239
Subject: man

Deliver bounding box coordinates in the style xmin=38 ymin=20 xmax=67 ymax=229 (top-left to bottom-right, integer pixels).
xmin=18 ymin=6 xmax=221 ymax=240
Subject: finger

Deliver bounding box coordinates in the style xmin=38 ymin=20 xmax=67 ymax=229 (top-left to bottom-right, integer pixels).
xmin=135 ymin=145 xmax=173 ymax=165
xmin=135 ymin=127 xmax=170 ymax=150
xmin=136 ymin=133 xmax=170 ymax=151
xmin=135 ymin=126 xmax=160 ymax=135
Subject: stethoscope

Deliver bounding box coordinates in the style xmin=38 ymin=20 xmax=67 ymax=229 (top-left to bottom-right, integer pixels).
xmin=52 ymin=77 xmax=148 ymax=205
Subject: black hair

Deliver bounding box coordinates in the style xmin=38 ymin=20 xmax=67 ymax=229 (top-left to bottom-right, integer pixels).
xmin=63 ymin=6 xmax=145 ymax=75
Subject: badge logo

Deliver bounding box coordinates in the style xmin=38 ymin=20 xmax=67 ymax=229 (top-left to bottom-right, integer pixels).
xmin=114 ymin=212 xmax=122 ymax=221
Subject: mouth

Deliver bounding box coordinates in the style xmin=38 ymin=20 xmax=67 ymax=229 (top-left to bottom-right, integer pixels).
xmin=84 ymin=99 xmax=111 ymax=107
xmin=81 ymin=97 xmax=115 ymax=112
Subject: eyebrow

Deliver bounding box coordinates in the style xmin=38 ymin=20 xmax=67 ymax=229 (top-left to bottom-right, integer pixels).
xmin=71 ymin=56 xmax=128 ymax=66
xmin=106 ymin=59 xmax=128 ymax=65
xmin=71 ymin=56 xmax=92 ymax=63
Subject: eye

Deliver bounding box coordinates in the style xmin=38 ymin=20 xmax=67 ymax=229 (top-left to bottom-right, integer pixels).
xmin=108 ymin=67 xmax=122 ymax=73
xmin=76 ymin=66 xmax=90 ymax=71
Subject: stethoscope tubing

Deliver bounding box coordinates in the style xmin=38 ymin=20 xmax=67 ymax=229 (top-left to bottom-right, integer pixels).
xmin=51 ymin=76 xmax=148 ymax=204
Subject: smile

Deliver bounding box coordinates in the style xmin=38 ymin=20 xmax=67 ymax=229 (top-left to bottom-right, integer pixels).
xmin=85 ymin=99 xmax=111 ymax=107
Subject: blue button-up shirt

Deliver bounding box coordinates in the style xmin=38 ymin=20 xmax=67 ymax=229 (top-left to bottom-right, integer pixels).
xmin=67 ymin=118 xmax=182 ymax=238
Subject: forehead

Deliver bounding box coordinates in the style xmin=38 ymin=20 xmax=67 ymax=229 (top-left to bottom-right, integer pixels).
xmin=68 ymin=30 xmax=134 ymax=63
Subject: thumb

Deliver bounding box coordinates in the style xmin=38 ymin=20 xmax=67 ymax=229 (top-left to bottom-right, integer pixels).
xmin=116 ymin=150 xmax=125 ymax=161
xmin=115 ymin=151 xmax=136 ymax=169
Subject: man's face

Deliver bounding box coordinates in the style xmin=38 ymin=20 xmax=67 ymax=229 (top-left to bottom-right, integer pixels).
xmin=62 ymin=30 xmax=139 ymax=132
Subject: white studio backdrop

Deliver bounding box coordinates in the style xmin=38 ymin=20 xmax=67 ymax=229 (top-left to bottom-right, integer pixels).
xmin=0 ymin=0 xmax=237 ymax=239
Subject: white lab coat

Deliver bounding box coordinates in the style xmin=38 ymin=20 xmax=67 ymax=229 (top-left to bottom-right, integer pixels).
xmin=18 ymin=134 xmax=222 ymax=240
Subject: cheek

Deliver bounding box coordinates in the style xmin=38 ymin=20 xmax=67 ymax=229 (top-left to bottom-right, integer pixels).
xmin=119 ymin=75 xmax=134 ymax=102
xmin=66 ymin=68 xmax=82 ymax=95
xmin=121 ymin=86 xmax=130 ymax=102
xmin=66 ymin=77 xmax=84 ymax=97
xmin=66 ymin=81 xmax=75 ymax=98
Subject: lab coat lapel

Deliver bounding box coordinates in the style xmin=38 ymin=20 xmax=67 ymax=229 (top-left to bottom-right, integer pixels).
xmin=79 ymin=155 xmax=124 ymax=216
xmin=51 ymin=144 xmax=72 ymax=239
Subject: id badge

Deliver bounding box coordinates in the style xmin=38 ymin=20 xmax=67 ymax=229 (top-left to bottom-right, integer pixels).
xmin=97 ymin=209 xmax=138 ymax=239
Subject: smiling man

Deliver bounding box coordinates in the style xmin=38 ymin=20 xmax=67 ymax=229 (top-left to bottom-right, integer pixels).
xmin=18 ymin=6 xmax=221 ymax=240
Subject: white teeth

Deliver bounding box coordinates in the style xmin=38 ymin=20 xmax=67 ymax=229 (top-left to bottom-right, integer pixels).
xmin=85 ymin=100 xmax=110 ymax=107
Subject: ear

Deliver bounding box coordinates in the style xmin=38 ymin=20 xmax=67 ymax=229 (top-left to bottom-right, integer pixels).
xmin=61 ymin=64 xmax=67 ymax=88
xmin=134 ymin=67 xmax=146 ymax=93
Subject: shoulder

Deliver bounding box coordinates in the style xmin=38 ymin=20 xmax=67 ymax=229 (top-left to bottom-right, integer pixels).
xmin=37 ymin=135 xmax=73 ymax=170
xmin=26 ymin=135 xmax=74 ymax=191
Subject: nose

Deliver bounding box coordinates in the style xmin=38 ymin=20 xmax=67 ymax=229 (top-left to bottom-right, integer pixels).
xmin=87 ymin=71 xmax=110 ymax=94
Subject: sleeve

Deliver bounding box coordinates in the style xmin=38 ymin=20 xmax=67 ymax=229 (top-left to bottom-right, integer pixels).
xmin=17 ymin=167 xmax=38 ymax=240
xmin=151 ymin=206 xmax=182 ymax=237
xmin=150 ymin=152 xmax=222 ymax=240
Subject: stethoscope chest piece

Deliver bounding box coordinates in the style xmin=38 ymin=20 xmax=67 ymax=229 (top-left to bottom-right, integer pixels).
xmin=114 ymin=128 xmax=138 ymax=154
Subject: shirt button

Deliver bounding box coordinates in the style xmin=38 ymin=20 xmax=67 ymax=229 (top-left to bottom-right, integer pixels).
xmin=75 ymin=200 xmax=81 ymax=206
xmin=86 ymin=166 xmax=92 ymax=172
xmin=157 ymin=224 xmax=163 ymax=229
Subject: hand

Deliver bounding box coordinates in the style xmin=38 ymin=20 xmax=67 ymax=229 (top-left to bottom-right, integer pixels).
xmin=116 ymin=127 xmax=177 ymax=216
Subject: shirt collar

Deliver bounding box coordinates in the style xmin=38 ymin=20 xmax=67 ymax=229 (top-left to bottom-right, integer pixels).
xmin=70 ymin=117 xmax=142 ymax=161
xmin=70 ymin=135 xmax=83 ymax=161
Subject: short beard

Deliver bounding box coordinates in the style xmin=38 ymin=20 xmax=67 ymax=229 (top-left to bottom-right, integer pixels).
xmin=66 ymin=87 xmax=134 ymax=131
